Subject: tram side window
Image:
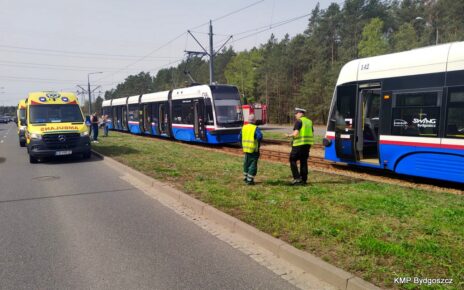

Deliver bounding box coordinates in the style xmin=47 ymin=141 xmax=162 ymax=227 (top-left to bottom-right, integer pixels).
xmin=445 ymin=89 xmax=464 ymax=138
xmin=102 ymin=107 xmax=111 ymax=117
xmin=151 ymin=103 xmax=159 ymax=124
xmin=172 ymin=100 xmax=194 ymax=124
xmin=128 ymin=104 xmax=138 ymax=121
xmin=333 ymin=86 xmax=356 ymax=131
xmin=392 ymin=91 xmax=440 ymax=137
xmin=205 ymin=98 xmax=214 ymax=125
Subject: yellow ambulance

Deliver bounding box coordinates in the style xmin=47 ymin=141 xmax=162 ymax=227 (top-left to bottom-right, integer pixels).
xmin=25 ymin=91 xmax=91 ymax=163
xmin=17 ymin=99 xmax=27 ymax=147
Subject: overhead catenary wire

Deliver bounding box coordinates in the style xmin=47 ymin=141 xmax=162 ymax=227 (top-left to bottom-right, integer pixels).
xmin=0 ymin=60 xmax=163 ymax=72
xmin=189 ymin=0 xmax=265 ymax=31
xmin=0 ymin=45 xmax=175 ymax=60
xmin=0 ymin=75 xmax=86 ymax=83
xmin=1 ymin=0 xmax=268 ymax=97
xmin=230 ymin=13 xmax=311 ymax=44
xmin=97 ymin=0 xmax=266 ymax=84
xmin=95 ymin=32 xmax=188 ymax=83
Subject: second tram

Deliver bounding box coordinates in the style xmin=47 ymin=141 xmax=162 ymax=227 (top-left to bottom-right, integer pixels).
xmin=102 ymin=84 xmax=243 ymax=144
xmin=324 ymin=42 xmax=464 ymax=184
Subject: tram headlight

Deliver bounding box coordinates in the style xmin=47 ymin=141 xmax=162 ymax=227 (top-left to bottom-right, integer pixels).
xmin=80 ymin=131 xmax=89 ymax=137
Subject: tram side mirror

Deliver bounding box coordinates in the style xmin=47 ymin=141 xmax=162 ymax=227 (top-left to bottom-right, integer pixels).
xmin=329 ymin=118 xmax=337 ymax=129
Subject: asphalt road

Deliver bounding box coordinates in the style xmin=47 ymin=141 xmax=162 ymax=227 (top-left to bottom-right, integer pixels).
xmin=0 ymin=123 xmax=297 ymax=290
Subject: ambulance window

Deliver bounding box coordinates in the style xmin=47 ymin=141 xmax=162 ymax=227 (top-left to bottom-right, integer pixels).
xmin=29 ymin=104 xmax=83 ymax=123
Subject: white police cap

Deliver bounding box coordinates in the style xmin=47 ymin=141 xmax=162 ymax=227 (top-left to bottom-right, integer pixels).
xmin=294 ymin=107 xmax=306 ymax=113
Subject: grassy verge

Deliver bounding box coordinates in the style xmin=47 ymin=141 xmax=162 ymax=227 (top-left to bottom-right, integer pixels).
xmin=94 ymin=131 xmax=463 ymax=289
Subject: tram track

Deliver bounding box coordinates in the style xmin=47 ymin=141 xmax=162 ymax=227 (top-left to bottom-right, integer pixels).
xmin=106 ymin=130 xmax=463 ymax=194
xmin=219 ymin=145 xmax=332 ymax=169
xmin=261 ymin=139 xmax=324 ymax=150
xmin=217 ymin=143 xmax=462 ymax=194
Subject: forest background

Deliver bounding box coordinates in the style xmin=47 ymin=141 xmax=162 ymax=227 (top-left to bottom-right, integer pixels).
xmin=100 ymin=0 xmax=464 ymax=124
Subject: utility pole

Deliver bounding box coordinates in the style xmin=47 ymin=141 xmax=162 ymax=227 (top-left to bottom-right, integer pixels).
xmin=0 ymin=87 xmax=4 ymax=114
xmin=209 ymin=20 xmax=214 ymax=85
xmin=87 ymin=75 xmax=92 ymax=114
xmin=77 ymin=72 xmax=102 ymax=116
xmin=77 ymin=71 xmax=103 ymax=116
xmin=187 ymin=20 xmax=232 ymax=85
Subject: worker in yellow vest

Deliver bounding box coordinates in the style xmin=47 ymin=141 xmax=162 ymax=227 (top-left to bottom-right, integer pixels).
xmin=239 ymin=114 xmax=263 ymax=185
xmin=286 ymin=108 xmax=314 ymax=185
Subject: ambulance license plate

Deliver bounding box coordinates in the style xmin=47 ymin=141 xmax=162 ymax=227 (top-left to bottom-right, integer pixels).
xmin=56 ymin=150 xmax=72 ymax=156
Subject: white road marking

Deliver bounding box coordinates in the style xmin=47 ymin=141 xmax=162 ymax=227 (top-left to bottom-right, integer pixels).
xmin=0 ymin=140 xmax=4 ymax=143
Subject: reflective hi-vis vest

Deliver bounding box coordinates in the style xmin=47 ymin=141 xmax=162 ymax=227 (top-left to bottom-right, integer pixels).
xmin=292 ymin=116 xmax=314 ymax=146
xmin=242 ymin=124 xmax=258 ymax=153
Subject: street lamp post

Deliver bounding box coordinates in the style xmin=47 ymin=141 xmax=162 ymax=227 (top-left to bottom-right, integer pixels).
xmin=87 ymin=72 xmax=102 ymax=116
xmin=415 ymin=17 xmax=438 ymax=45
xmin=0 ymin=87 xmax=4 ymax=114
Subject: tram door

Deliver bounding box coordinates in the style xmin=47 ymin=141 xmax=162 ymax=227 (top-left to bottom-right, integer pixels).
xmin=112 ymin=107 xmax=117 ymax=128
xmin=193 ymin=99 xmax=206 ymax=141
xmin=116 ymin=107 xmax=122 ymax=130
xmin=334 ymin=84 xmax=358 ymax=160
xmin=158 ymin=103 xmax=170 ymax=137
xmin=358 ymin=89 xmax=381 ymax=163
xmin=141 ymin=104 xmax=150 ymax=134
xmin=122 ymin=106 xmax=128 ymax=130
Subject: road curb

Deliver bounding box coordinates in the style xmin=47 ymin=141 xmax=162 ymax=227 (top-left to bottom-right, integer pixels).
xmin=93 ymin=149 xmax=381 ymax=290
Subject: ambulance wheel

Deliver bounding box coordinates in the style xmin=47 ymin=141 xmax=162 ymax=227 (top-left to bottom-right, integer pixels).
xmin=20 ymin=141 xmax=26 ymax=147
xmin=83 ymin=151 xmax=91 ymax=159
xmin=29 ymin=155 xmax=38 ymax=164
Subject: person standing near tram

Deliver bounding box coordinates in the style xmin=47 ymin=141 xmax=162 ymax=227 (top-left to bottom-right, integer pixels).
xmin=286 ymin=108 xmax=314 ymax=185
xmin=239 ymin=114 xmax=263 ymax=185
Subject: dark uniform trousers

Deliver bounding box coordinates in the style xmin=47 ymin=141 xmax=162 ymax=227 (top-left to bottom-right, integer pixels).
xmin=244 ymin=152 xmax=260 ymax=180
xmin=289 ymin=144 xmax=311 ymax=182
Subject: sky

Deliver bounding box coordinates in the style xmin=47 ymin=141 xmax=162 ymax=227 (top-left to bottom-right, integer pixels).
xmin=0 ymin=0 xmax=340 ymax=106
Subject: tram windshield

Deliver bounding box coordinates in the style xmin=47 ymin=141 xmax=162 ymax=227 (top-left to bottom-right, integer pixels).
xmin=212 ymin=86 xmax=243 ymax=127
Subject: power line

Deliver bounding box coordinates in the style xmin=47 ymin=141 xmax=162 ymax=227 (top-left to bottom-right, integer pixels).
xmin=97 ymin=1 xmax=266 ymax=84
xmin=95 ymin=32 xmax=188 ymax=82
xmin=0 ymin=75 xmax=83 ymax=84
xmin=230 ymin=13 xmax=311 ymax=44
xmin=190 ymin=0 xmax=266 ymax=30
xmin=0 ymin=45 xmax=175 ymax=60
xmin=213 ymin=0 xmax=265 ymax=22
xmin=0 ymin=60 xmax=161 ymax=72
xmin=148 ymin=57 xmax=185 ymax=73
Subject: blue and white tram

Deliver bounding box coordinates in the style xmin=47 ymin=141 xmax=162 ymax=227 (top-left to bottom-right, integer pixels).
xmin=324 ymin=42 xmax=464 ymax=183
xmin=110 ymin=96 xmax=129 ymax=131
xmin=102 ymin=84 xmax=243 ymax=144
xmin=101 ymin=99 xmax=113 ymax=130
